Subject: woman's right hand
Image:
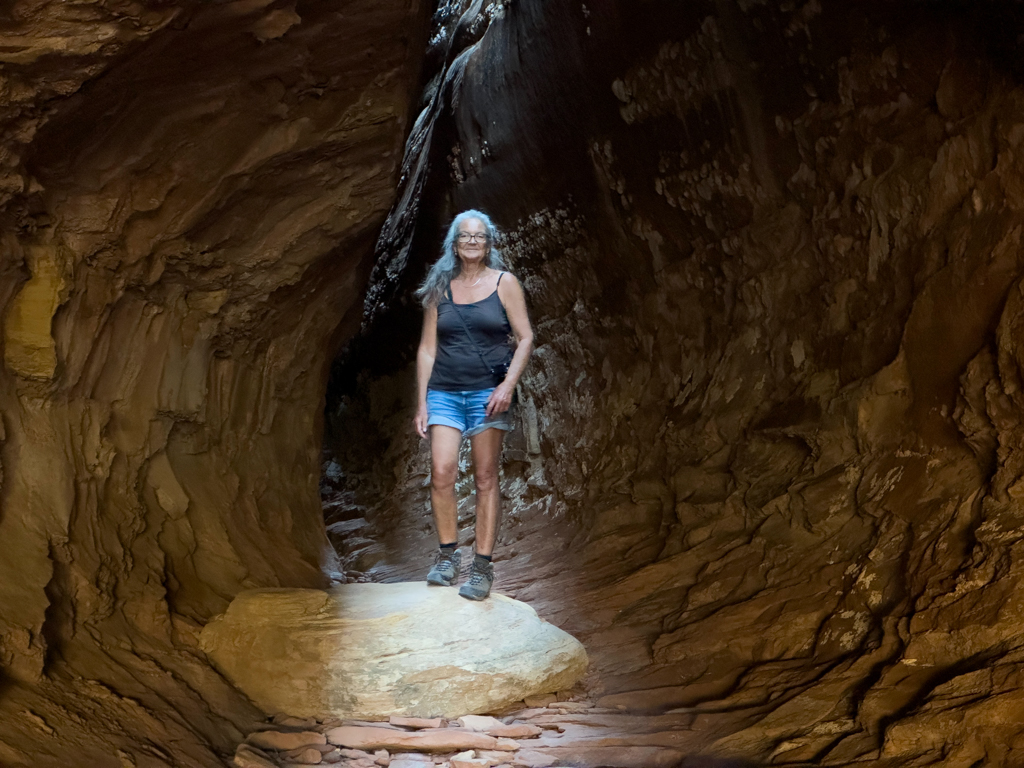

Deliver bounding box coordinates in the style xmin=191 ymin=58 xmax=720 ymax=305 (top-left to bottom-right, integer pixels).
xmin=415 ymin=403 xmax=429 ymax=439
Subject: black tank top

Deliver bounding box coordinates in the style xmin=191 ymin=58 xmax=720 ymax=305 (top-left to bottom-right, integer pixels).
xmin=428 ymin=273 xmax=514 ymax=391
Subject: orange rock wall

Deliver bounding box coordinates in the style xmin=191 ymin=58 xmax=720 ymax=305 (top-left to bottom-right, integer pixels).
xmin=0 ymin=1 xmax=425 ymax=765
xmin=5 ymin=0 xmax=1024 ymax=766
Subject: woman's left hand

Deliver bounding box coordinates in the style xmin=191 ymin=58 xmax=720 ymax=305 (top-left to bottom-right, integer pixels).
xmin=486 ymin=382 xmax=514 ymax=416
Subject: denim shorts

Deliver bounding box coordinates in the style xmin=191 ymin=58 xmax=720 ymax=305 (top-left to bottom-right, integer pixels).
xmin=426 ymin=388 xmax=513 ymax=436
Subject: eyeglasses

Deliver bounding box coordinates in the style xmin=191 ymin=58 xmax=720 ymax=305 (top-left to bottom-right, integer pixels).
xmin=457 ymin=232 xmax=489 ymax=243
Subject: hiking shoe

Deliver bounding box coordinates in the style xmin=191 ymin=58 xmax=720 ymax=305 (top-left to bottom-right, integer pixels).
xmin=458 ymin=559 xmax=494 ymax=601
xmin=426 ymin=548 xmax=461 ymax=587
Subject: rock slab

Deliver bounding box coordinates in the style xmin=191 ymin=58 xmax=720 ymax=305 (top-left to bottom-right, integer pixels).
xmin=200 ymin=582 xmax=588 ymax=719
xmin=326 ymin=725 xmax=513 ymax=753
xmin=247 ymin=731 xmax=327 ymax=751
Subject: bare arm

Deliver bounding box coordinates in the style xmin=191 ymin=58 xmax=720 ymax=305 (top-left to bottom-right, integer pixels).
xmin=500 ymin=273 xmax=534 ymax=387
xmin=487 ymin=274 xmax=534 ymax=415
xmin=415 ymin=304 xmax=438 ymax=438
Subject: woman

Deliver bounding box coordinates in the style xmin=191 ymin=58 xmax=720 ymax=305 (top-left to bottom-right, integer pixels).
xmin=414 ymin=210 xmax=533 ymax=600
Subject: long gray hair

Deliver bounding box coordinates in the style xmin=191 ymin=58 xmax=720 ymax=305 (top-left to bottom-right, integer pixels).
xmin=416 ymin=209 xmax=507 ymax=307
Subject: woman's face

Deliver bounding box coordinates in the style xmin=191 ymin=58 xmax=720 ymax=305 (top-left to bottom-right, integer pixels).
xmin=455 ymin=217 xmax=489 ymax=265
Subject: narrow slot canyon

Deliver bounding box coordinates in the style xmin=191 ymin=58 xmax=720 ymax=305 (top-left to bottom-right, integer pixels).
xmin=4 ymin=1 xmax=1024 ymax=767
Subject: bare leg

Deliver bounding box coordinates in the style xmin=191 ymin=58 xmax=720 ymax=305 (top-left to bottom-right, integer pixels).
xmin=469 ymin=427 xmax=505 ymax=556
xmin=430 ymin=426 xmax=463 ymax=545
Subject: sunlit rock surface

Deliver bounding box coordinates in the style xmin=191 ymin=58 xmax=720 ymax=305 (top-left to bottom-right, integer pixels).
xmin=200 ymin=583 xmax=587 ymax=719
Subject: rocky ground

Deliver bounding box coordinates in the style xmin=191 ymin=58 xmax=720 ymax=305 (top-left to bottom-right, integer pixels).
xmin=232 ymin=699 xmax=695 ymax=768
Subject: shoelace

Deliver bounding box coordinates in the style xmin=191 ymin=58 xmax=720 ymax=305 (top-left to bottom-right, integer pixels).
xmin=468 ymin=564 xmax=491 ymax=584
xmin=435 ymin=550 xmax=455 ymax=565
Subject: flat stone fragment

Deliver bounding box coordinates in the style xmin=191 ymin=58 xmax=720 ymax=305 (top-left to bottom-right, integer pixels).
xmin=286 ymin=745 xmax=338 ymax=758
xmin=235 ymin=745 xmax=280 ymax=768
xmin=452 ymin=757 xmax=492 ymax=768
xmin=200 ymin=583 xmax=587 ymax=719
xmin=326 ymin=726 xmax=503 ymax=753
xmin=492 ymin=725 xmax=541 ymax=739
xmin=248 ymin=730 xmax=328 ymax=751
xmin=458 ymin=716 xmax=505 ymax=732
xmin=386 ymin=754 xmax=431 ymax=763
xmin=478 ymin=752 xmax=517 ymax=762
xmin=390 ymin=716 xmax=444 ymax=729
xmin=287 ymin=746 xmax=325 ymax=764
xmin=388 ymin=758 xmax=434 ymax=768
xmin=343 ymin=721 xmax=408 ymax=731
xmin=508 ymin=752 xmax=558 ymax=768
xmin=501 ymin=725 xmax=542 ymax=738
xmin=453 ymin=750 xmax=506 ymax=768
xmin=457 ymin=715 xmax=539 ymax=739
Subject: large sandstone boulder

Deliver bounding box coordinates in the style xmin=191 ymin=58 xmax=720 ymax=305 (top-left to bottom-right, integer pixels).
xmin=199 ymin=583 xmax=588 ymax=719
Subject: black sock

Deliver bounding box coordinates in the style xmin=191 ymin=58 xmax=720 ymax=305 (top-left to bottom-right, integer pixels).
xmin=440 ymin=542 xmax=458 ymax=552
xmin=474 ymin=553 xmax=492 ymax=564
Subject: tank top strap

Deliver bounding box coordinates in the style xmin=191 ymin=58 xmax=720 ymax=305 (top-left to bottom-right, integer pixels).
xmin=496 ymin=271 xmax=504 ymax=286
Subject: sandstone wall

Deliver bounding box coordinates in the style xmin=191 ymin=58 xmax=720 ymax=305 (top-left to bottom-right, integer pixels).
xmin=5 ymin=0 xmax=1024 ymax=765
xmin=0 ymin=1 xmax=426 ymax=765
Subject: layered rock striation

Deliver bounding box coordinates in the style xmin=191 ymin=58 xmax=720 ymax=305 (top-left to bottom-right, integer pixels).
xmin=0 ymin=0 xmax=426 ymax=765
xmin=5 ymin=0 xmax=1024 ymax=766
